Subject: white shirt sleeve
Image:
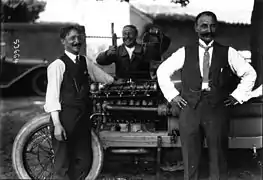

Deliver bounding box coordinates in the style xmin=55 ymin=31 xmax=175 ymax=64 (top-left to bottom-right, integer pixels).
xmin=85 ymin=57 xmax=114 ymax=84
xmin=157 ymin=47 xmax=185 ymax=102
xmin=228 ymin=47 xmax=257 ymax=103
xmin=44 ymin=59 xmax=65 ymax=113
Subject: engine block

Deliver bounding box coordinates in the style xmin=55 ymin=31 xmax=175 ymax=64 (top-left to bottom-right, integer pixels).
xmin=89 ymin=80 xmax=175 ymax=133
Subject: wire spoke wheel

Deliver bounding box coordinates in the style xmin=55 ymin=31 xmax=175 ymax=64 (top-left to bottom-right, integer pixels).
xmin=12 ymin=113 xmax=104 ymax=180
xmin=23 ymin=124 xmax=54 ymax=179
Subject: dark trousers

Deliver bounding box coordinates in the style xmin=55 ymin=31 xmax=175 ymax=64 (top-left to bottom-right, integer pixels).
xmin=178 ymin=96 xmax=229 ymax=180
xmin=50 ymin=106 xmax=93 ymax=180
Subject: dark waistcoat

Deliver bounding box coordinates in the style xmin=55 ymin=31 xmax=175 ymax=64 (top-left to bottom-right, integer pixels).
xmin=59 ymin=54 xmax=91 ymax=109
xmin=181 ymin=42 xmax=239 ymax=108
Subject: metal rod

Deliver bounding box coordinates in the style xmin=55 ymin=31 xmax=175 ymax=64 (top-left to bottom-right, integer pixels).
xmin=156 ymin=136 xmax=162 ymax=180
xmin=103 ymin=104 xmax=158 ymax=112
xmin=89 ymin=113 xmax=105 ymax=121
xmin=90 ymin=94 xmax=152 ymax=99
xmin=89 ymin=113 xmax=105 ymax=133
xmin=85 ymin=35 xmax=122 ymax=39
xmin=109 ymin=148 xmax=150 ymax=154
xmin=252 ymin=145 xmax=263 ymax=169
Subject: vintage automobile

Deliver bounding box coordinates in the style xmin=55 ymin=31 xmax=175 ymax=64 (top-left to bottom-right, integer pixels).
xmin=11 ymin=77 xmax=263 ymax=180
xmin=0 ymin=23 xmax=85 ymax=96
xmin=11 ymin=25 xmax=263 ymax=180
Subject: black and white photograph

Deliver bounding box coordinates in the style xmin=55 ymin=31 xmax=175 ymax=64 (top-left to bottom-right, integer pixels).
xmin=0 ymin=0 xmax=262 ymax=179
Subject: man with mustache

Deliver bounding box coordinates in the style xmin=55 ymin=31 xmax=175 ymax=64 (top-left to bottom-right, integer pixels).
xmin=157 ymin=11 xmax=257 ymax=180
xmin=96 ymin=24 xmax=170 ymax=80
xmin=44 ymin=25 xmax=114 ymax=180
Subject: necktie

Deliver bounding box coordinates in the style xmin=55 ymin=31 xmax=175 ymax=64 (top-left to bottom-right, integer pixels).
xmin=75 ymin=55 xmax=80 ymax=65
xmin=74 ymin=55 xmax=81 ymax=92
xmin=199 ymin=44 xmax=212 ymax=84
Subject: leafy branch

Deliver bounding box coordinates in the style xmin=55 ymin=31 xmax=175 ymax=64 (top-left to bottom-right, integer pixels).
xmin=1 ymin=0 xmax=46 ymax=23
xmin=171 ymin=0 xmax=190 ymax=7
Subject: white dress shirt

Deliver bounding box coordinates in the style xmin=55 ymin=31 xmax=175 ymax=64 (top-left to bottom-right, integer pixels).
xmin=44 ymin=50 xmax=114 ymax=113
xmin=157 ymin=39 xmax=257 ymax=104
xmin=124 ymin=46 xmax=135 ymax=59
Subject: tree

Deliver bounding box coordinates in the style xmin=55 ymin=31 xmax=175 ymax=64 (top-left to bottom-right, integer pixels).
xmin=1 ymin=0 xmax=46 ymax=23
xmin=171 ymin=0 xmax=189 ymax=7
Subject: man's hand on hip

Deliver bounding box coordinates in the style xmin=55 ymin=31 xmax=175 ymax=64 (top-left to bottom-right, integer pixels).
xmin=171 ymin=95 xmax=188 ymax=109
xmin=224 ymin=95 xmax=239 ymax=106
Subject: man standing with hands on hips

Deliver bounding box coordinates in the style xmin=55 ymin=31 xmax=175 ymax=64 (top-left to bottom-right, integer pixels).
xmin=157 ymin=11 xmax=257 ymax=180
xmin=44 ymin=25 xmax=114 ymax=180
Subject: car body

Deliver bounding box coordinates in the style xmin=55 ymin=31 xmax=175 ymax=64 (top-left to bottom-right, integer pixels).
xmin=0 ymin=23 xmax=85 ymax=96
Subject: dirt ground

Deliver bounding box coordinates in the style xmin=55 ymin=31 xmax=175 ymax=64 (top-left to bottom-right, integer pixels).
xmin=0 ymin=90 xmax=262 ymax=180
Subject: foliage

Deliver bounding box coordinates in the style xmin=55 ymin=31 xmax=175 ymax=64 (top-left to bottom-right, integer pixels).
xmin=171 ymin=0 xmax=190 ymax=7
xmin=1 ymin=0 xmax=46 ymax=23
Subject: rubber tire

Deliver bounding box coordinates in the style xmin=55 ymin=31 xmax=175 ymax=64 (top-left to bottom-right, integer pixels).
xmin=31 ymin=70 xmax=47 ymax=96
xmin=12 ymin=113 xmax=104 ymax=180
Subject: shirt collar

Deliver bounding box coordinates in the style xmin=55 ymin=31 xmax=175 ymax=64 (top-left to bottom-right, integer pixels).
xmin=125 ymin=46 xmax=135 ymax=51
xmin=120 ymin=43 xmax=143 ymax=57
xmin=123 ymin=44 xmax=136 ymax=50
xmin=65 ymin=50 xmax=78 ymax=63
xmin=199 ymin=39 xmax=214 ymax=48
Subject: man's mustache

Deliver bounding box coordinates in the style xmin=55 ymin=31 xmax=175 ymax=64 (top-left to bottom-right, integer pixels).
xmin=200 ymin=32 xmax=215 ymax=37
xmin=73 ymin=43 xmax=81 ymax=47
xmin=123 ymin=36 xmax=134 ymax=40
